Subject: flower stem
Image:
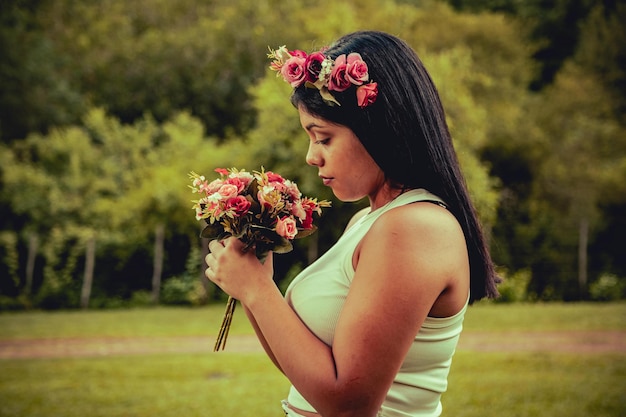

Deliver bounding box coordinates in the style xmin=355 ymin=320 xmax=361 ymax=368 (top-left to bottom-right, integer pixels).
xmin=213 ymin=296 xmax=236 ymax=351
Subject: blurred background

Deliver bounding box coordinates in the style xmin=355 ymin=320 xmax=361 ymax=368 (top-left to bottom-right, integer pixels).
xmin=1 ymin=0 xmax=625 ymax=310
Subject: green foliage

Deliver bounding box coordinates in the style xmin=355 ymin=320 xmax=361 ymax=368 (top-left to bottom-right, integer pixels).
xmin=0 ymin=0 xmax=624 ymax=306
xmin=589 ymin=274 xmax=625 ymax=302
xmin=0 ymin=0 xmax=84 ymax=141
xmin=0 ymin=231 xmax=19 ymax=289
xmin=493 ymin=268 xmax=531 ymax=303
xmin=161 ymin=245 xmax=207 ymax=306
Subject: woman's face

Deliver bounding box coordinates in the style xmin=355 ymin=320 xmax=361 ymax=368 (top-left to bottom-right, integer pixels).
xmin=298 ymin=107 xmax=391 ymax=209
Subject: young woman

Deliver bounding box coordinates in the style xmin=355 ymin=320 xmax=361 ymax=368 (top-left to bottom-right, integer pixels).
xmin=205 ymin=30 xmax=499 ymax=417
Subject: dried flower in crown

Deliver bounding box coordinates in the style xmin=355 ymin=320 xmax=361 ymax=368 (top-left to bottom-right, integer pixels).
xmin=268 ymin=45 xmax=378 ymax=108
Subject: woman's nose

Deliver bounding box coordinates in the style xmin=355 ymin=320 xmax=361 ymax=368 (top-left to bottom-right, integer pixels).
xmin=305 ymin=143 xmax=321 ymax=166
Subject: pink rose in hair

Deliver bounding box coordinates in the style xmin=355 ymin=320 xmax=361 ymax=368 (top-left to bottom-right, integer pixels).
xmin=276 ymin=216 xmax=298 ymax=239
xmin=328 ymin=54 xmax=351 ymax=92
xmin=345 ymin=53 xmax=369 ymax=85
xmin=356 ymin=82 xmax=378 ymax=108
xmin=281 ymin=56 xmax=307 ymax=87
xmin=304 ymin=52 xmax=326 ymax=83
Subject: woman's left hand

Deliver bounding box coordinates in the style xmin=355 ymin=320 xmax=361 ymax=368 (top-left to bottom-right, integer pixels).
xmin=204 ymin=237 xmax=274 ymax=304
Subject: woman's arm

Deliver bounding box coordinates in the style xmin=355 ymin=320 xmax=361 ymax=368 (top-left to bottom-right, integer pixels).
xmin=206 ymin=203 xmax=468 ymax=417
xmin=242 ymin=304 xmax=283 ymax=372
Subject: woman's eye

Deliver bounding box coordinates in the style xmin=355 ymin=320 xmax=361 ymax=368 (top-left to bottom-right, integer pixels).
xmin=315 ymin=138 xmax=330 ymax=145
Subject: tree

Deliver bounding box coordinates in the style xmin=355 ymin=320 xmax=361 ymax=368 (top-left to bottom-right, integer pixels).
xmin=0 ymin=0 xmax=84 ymax=143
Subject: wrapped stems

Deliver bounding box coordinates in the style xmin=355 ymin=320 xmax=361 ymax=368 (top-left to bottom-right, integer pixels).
xmin=213 ymin=296 xmax=236 ymax=351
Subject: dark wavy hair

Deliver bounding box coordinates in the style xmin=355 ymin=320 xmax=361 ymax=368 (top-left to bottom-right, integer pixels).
xmin=291 ymin=30 xmax=499 ymax=302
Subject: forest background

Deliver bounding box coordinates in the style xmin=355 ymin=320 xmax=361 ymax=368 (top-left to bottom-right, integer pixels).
xmin=0 ymin=0 xmax=624 ymax=310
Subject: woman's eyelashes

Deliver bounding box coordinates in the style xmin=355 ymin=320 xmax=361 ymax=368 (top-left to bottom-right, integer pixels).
xmin=315 ymin=138 xmax=330 ymax=146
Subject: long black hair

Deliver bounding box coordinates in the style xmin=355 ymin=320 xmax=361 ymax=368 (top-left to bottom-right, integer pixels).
xmin=291 ymin=31 xmax=499 ymax=302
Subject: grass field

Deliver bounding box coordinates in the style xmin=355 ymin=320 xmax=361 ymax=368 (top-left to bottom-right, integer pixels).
xmin=0 ymin=302 xmax=624 ymax=417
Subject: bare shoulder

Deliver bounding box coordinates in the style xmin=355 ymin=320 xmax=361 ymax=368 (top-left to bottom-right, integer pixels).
xmin=369 ymin=201 xmax=466 ymax=249
xmin=357 ymin=202 xmax=469 ymax=291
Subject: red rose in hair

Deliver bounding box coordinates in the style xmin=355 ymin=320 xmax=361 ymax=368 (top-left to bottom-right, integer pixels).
xmin=304 ymin=52 xmax=326 ymax=83
xmin=356 ymin=82 xmax=378 ymax=108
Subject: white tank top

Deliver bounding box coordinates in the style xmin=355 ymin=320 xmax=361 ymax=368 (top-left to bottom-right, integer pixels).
xmin=284 ymin=189 xmax=469 ymax=417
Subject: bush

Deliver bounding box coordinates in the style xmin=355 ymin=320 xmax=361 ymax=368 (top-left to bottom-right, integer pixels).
xmin=0 ymin=295 xmax=28 ymax=311
xmin=161 ymin=276 xmax=206 ymax=306
xmin=129 ymin=290 xmax=153 ymax=307
xmin=589 ymin=274 xmax=624 ymax=301
xmin=494 ymin=268 xmax=531 ymax=303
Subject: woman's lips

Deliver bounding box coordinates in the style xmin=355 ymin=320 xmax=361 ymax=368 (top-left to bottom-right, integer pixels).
xmin=320 ymin=176 xmax=333 ymax=186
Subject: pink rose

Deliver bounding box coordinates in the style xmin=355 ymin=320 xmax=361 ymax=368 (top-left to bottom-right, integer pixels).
xmin=276 ymin=216 xmax=298 ymax=239
xmin=327 ymin=54 xmax=351 ymax=92
xmin=205 ymin=178 xmax=224 ymax=194
xmin=356 ymin=82 xmax=378 ymax=108
xmin=281 ymin=56 xmax=307 ymax=87
xmin=217 ymin=184 xmax=239 ymax=199
xmin=345 ymin=53 xmax=369 ymax=85
xmin=304 ymin=52 xmax=326 ymax=83
xmin=225 ymin=176 xmax=250 ymax=193
xmin=225 ymin=195 xmax=251 ymax=216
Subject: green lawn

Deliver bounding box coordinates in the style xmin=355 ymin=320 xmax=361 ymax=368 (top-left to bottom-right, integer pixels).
xmin=1 ymin=302 xmax=624 ymax=417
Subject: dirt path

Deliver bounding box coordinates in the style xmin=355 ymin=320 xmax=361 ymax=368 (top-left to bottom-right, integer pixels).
xmin=1 ymin=331 xmax=624 ymax=359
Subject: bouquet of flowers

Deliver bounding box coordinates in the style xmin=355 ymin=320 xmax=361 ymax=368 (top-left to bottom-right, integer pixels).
xmin=189 ymin=167 xmax=331 ymax=351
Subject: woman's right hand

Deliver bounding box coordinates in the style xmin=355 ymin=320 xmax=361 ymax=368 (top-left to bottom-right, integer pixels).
xmin=204 ymin=237 xmax=275 ymax=305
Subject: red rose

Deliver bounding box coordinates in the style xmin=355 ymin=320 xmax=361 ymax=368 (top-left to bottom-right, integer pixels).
xmin=266 ymin=171 xmax=285 ymax=183
xmin=226 ymin=195 xmax=251 ymax=216
xmin=304 ymin=52 xmax=326 ymax=83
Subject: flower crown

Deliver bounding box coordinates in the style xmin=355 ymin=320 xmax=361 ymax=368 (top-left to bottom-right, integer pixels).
xmin=268 ymin=45 xmax=378 ymax=108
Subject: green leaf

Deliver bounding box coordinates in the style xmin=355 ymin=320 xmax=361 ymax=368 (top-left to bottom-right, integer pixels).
xmin=294 ymin=225 xmax=318 ymax=239
xmin=200 ymin=222 xmax=224 ymax=239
